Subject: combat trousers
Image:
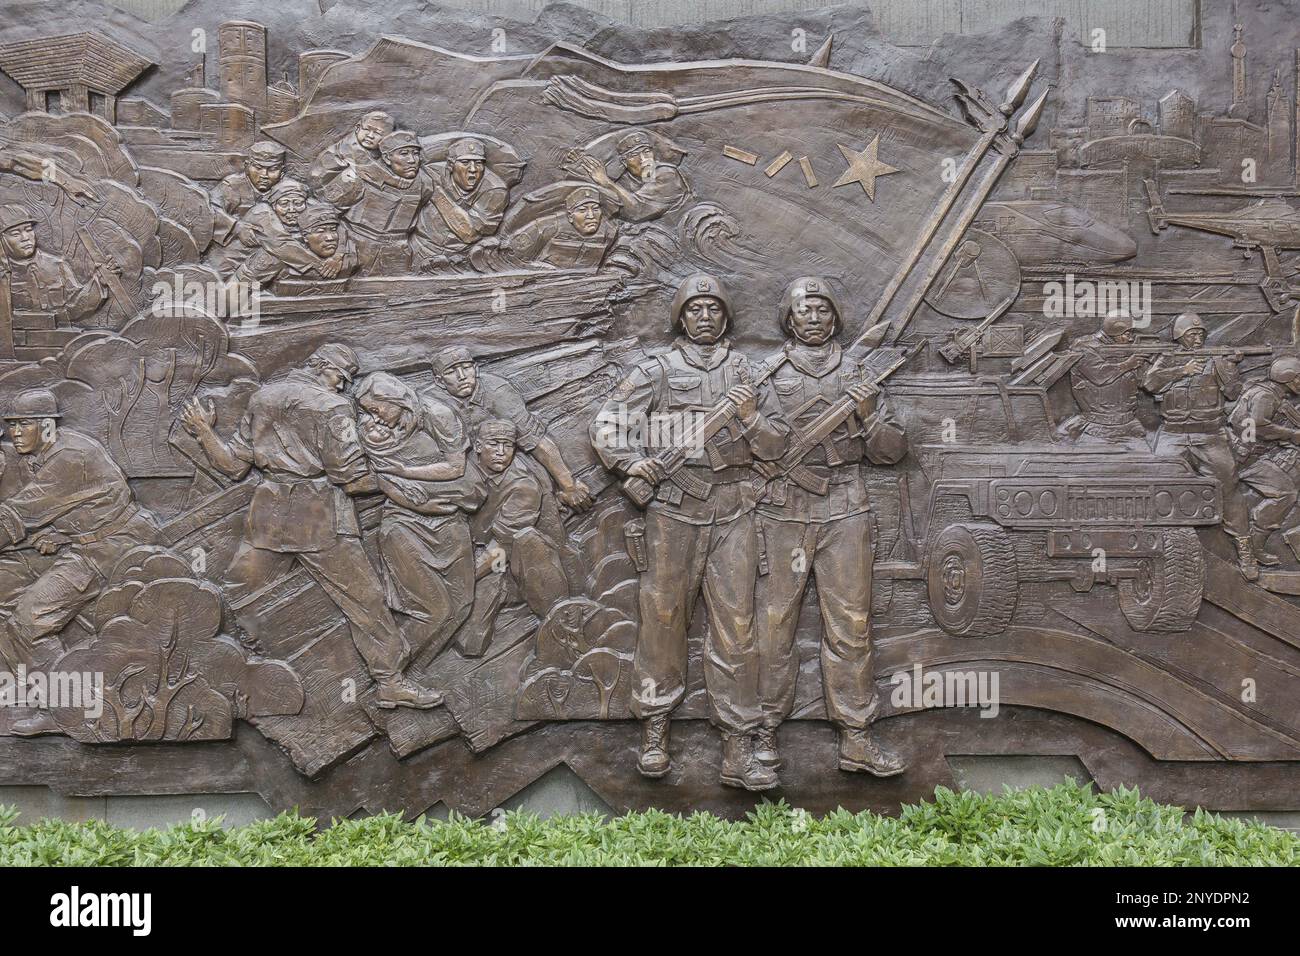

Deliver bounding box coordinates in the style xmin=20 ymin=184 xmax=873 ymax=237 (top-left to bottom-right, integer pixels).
xmin=756 ymin=511 xmax=878 ymax=731
xmin=462 ymin=527 xmax=568 ymax=657
xmin=1239 ymin=458 xmax=1300 ymax=532
xmin=632 ymin=505 xmax=762 ymax=734
xmin=224 ymin=535 xmax=409 ymax=681
xmin=0 ymin=549 xmax=101 ymax=673
xmin=1154 ymin=427 xmax=1248 ymax=536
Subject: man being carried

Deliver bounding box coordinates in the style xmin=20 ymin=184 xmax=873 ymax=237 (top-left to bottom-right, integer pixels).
xmin=235 ymin=202 xmax=357 ymax=287
xmin=309 ymin=111 xmax=395 ymax=193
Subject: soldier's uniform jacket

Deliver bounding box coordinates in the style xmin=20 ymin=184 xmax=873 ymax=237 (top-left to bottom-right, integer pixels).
xmin=3 ymin=250 xmax=102 ymax=323
xmin=1068 ymin=333 xmax=1144 ymax=424
xmin=1144 ymin=352 xmax=1241 ymax=431
xmin=236 ymin=231 xmax=360 ymax=287
xmin=470 ymin=455 xmax=566 ymax=551
xmin=324 ymin=161 xmax=435 ymax=243
xmin=0 ymin=430 xmax=155 ymax=573
xmin=617 ymin=164 xmax=689 ymax=223
xmin=759 ymin=342 xmax=907 ymax=523
xmin=422 ymin=372 xmax=548 ymax=454
xmin=308 ymin=134 xmax=374 ymax=193
xmin=229 ymin=369 xmax=369 ymax=553
xmin=509 ymin=211 xmax=619 ymax=269
xmin=1230 ymin=380 xmax=1300 ymax=467
xmin=592 ymin=336 xmax=784 ymax=524
xmin=223 ymin=203 xmax=327 ymax=278
xmin=211 ymin=173 xmax=273 ymax=219
xmin=412 ymin=163 xmax=509 ymax=259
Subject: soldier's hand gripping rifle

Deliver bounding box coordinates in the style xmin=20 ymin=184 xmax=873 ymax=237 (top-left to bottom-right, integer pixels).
xmin=620 ymin=354 xmax=787 ymax=508
xmin=750 ymin=340 xmax=922 ymax=497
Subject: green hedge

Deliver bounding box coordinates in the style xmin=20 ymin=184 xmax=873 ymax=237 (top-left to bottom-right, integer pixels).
xmin=1 ymin=780 xmax=1297 ymax=865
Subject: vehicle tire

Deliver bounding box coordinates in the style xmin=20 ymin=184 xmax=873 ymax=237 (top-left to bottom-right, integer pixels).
xmin=1117 ymin=527 xmax=1204 ymax=632
xmin=926 ymin=523 xmax=1019 ymax=636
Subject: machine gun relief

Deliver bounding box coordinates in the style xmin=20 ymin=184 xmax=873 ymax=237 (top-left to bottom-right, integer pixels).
xmin=750 ymin=339 xmax=923 ymax=496
xmin=1092 ymin=338 xmax=1274 ymax=360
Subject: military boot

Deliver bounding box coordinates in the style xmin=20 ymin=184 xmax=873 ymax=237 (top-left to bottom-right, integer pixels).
xmin=1233 ymin=534 xmax=1260 ymax=582
xmin=1252 ymin=529 xmax=1283 ymax=567
xmin=752 ymin=725 xmax=781 ymax=770
xmin=720 ymin=732 xmax=779 ymax=791
xmin=638 ymin=716 xmax=671 ymax=778
xmin=838 ymin=728 xmax=906 ymax=777
xmin=376 ymin=676 xmax=444 ymax=709
xmin=1285 ymin=527 xmax=1300 ymax=563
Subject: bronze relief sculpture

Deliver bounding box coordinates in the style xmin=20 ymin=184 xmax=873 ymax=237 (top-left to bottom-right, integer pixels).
xmin=2 ymin=1 xmax=1300 ymax=818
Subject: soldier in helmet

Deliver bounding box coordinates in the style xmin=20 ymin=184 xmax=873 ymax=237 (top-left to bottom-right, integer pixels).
xmin=503 ymin=185 xmax=619 ymax=270
xmin=180 ymin=343 xmax=441 ymax=710
xmin=309 ymin=110 xmax=395 ymax=193
xmin=1061 ymin=311 xmax=1152 ymax=449
xmin=590 ymin=274 xmax=786 ymax=790
xmin=211 ymin=141 xmax=287 ymax=228
xmin=412 ymin=137 xmax=509 ymax=272
xmin=324 ymin=129 xmax=436 ymax=275
xmin=568 ymin=128 xmax=690 ymax=223
xmin=1143 ymin=312 xmax=1254 ymax=577
xmin=754 ymin=277 xmax=909 ymax=780
xmin=0 ymin=203 xmax=115 ymax=325
xmin=221 ymin=179 xmax=325 ymax=279
xmin=0 ymin=389 xmax=159 ymax=735
xmin=1230 ymin=355 xmax=1300 ymax=566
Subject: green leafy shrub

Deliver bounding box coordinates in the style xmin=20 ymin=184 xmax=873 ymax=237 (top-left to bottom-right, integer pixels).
xmin=1 ymin=780 xmax=1296 ymax=866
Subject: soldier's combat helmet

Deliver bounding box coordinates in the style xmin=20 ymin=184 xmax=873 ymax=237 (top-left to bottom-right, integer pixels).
xmin=670 ymin=273 xmax=732 ymax=332
xmin=1101 ymin=311 xmax=1135 ymax=337
xmin=308 ymin=343 xmax=360 ymax=383
xmin=1172 ymin=311 xmax=1205 ymax=342
xmin=778 ymin=276 xmax=842 ymax=335
xmin=1269 ymin=355 xmax=1300 ymax=385
xmin=4 ymin=388 xmax=62 ymax=420
xmin=0 ymin=203 xmax=37 ymax=232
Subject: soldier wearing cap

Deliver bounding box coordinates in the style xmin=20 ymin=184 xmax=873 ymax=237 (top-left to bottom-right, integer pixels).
xmin=1061 ymin=311 xmax=1152 ymax=449
xmin=181 ymin=343 xmax=441 ymax=709
xmin=235 ymin=202 xmax=358 ymax=287
xmin=753 ymin=276 xmax=909 ymax=780
xmin=1143 ymin=312 xmax=1254 ymax=578
xmin=1230 ymin=356 xmax=1300 ymax=566
xmin=324 ymin=129 xmax=435 ymax=275
xmin=423 ymin=345 xmax=594 ymax=512
xmin=570 ymin=128 xmax=689 ymax=223
xmin=504 ymin=185 xmax=619 ymax=270
xmin=309 ymin=110 xmax=396 ymax=193
xmin=590 ymin=273 xmax=785 ymax=790
xmin=0 ymin=388 xmax=158 ymax=735
xmin=212 ymin=141 xmax=287 ymax=226
xmin=412 ymin=137 xmax=509 ymax=272
xmin=0 ymin=203 xmax=114 ymax=324
xmin=461 ymin=418 xmax=570 ymax=655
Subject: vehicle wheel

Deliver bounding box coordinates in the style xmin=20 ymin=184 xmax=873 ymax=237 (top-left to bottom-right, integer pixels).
xmin=1117 ymin=527 xmax=1204 ymax=632
xmin=926 ymin=523 xmax=1019 ymax=636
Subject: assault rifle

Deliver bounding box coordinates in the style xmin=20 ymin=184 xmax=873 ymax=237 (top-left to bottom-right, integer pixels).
xmin=619 ymin=322 xmax=896 ymax=508
xmin=1091 ymin=338 xmax=1273 ymax=360
xmin=750 ymin=340 xmax=923 ymax=496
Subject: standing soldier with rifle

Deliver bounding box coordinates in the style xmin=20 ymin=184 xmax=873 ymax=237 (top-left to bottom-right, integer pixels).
xmin=1142 ymin=312 xmax=1256 ymax=578
xmin=590 ymin=273 xmax=785 ymax=790
xmin=753 ymin=277 xmax=909 ymax=779
xmin=1229 ymin=356 xmax=1300 ymax=566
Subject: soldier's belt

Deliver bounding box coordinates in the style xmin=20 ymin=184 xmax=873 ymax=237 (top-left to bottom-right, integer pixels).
xmin=66 ymin=505 xmax=140 ymax=545
xmin=1084 ymin=410 xmax=1140 ymax=426
xmin=666 ymin=465 xmax=753 ymax=500
xmin=1162 ymin=418 xmax=1226 ymax=434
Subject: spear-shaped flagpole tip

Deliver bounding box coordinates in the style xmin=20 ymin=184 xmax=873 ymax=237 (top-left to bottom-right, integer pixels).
xmin=999 ymin=59 xmax=1040 ymax=115
xmin=1014 ymin=87 xmax=1050 ymax=143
